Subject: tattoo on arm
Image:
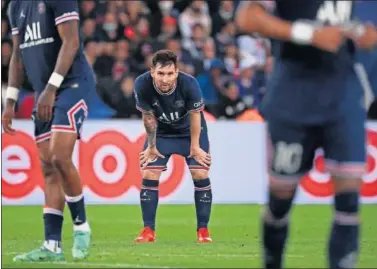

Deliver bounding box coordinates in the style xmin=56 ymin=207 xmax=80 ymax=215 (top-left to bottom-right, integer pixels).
xmin=143 ymin=112 xmax=157 ymax=147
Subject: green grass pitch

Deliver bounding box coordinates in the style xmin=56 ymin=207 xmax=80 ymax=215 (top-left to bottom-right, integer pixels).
xmin=2 ymin=204 xmax=376 ymax=268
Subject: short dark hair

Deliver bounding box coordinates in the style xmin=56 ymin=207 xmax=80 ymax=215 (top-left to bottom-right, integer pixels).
xmin=152 ymin=50 xmax=178 ymax=68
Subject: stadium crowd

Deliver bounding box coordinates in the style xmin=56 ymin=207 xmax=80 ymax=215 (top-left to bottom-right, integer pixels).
xmin=1 ymin=0 xmax=376 ymax=120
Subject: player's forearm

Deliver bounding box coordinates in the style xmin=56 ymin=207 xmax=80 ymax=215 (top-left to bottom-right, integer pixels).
xmin=7 ymin=49 xmax=24 ymax=108
xmin=143 ymin=113 xmax=158 ymax=148
xmin=48 ymin=40 xmax=79 ymax=91
xmin=236 ymin=3 xmax=291 ymax=41
xmin=190 ymin=111 xmax=201 ymax=148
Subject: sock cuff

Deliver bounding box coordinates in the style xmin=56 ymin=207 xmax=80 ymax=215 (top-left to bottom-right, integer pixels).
xmin=43 ymin=207 xmax=64 ymax=217
xmin=193 ymin=178 xmax=211 ymax=189
xmin=142 ymin=179 xmax=159 ymax=190
xmin=65 ymin=193 xmax=84 ymax=203
xmin=334 ymin=191 xmax=359 ymax=213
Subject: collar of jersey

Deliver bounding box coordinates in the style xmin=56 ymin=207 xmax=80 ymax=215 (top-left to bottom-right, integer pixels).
xmin=153 ymin=80 xmax=177 ymax=96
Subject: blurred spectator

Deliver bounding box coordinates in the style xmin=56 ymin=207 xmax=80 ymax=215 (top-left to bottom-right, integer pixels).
xmin=82 ymin=18 xmax=97 ymax=41
xmin=125 ymin=1 xmax=146 ymax=25
xmin=217 ymin=81 xmax=248 ymax=119
xmin=80 ymin=0 xmax=97 ymax=20
xmin=96 ymin=12 xmax=119 ymax=42
xmin=179 ymin=1 xmax=212 ymax=39
xmin=211 ymin=1 xmax=235 ymax=36
xmin=197 ymin=59 xmax=229 ymax=115
xmin=198 ymin=38 xmax=217 ymax=73
xmin=215 ymin=21 xmax=237 ymax=57
xmin=183 ymin=23 xmax=208 ymax=60
xmin=158 ymin=0 xmax=174 ymax=17
xmin=237 ymin=35 xmax=270 ymax=68
xmin=166 ymin=38 xmax=196 ymax=76
xmin=84 ymin=39 xmax=98 ymax=66
xmin=156 ymin=16 xmax=179 ymax=45
xmin=112 ymin=39 xmax=134 ymax=80
xmin=97 ymin=74 xmax=141 ymax=119
xmin=93 ymin=42 xmax=115 ymax=78
xmin=236 ymin=56 xmax=263 ymax=109
xmin=223 ymin=41 xmax=239 ymax=77
xmin=123 ymin=16 xmax=151 ymax=52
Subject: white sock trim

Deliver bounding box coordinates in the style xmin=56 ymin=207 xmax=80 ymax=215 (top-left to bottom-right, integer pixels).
xmin=74 ymin=221 xmax=91 ymax=232
xmin=65 ymin=193 xmax=84 ymax=203
xmin=43 ymin=207 xmax=63 ymax=216
xmin=43 ymin=240 xmax=62 ymax=254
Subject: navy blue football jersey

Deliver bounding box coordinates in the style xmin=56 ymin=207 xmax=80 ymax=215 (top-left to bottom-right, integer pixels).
xmin=257 ymin=0 xmax=363 ymax=124
xmin=8 ymin=0 xmax=94 ymax=94
xmin=134 ymin=71 xmax=207 ymax=137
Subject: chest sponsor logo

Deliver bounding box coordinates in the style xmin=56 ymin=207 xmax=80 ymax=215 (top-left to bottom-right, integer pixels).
xmin=20 ymin=22 xmax=54 ymax=49
xmin=158 ymin=111 xmax=182 ymax=123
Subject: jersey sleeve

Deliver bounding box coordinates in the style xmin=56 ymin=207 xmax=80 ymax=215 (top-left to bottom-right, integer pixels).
xmin=47 ymin=0 xmax=80 ymax=26
xmin=7 ymin=1 xmax=19 ymax=35
xmin=134 ymin=77 xmax=153 ymax=113
xmin=186 ymin=77 xmax=205 ymax=112
xmin=237 ymin=0 xmax=276 ymax=13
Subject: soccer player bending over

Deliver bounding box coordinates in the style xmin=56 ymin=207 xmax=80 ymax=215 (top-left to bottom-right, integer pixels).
xmin=236 ymin=1 xmax=377 ymax=268
xmin=134 ymin=50 xmax=213 ymax=243
xmin=2 ymin=0 xmax=95 ymax=262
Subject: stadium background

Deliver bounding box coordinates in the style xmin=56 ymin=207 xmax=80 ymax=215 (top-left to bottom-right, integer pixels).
xmin=1 ymin=1 xmax=377 ymax=268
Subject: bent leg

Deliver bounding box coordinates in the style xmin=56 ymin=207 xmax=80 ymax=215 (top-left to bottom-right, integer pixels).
xmin=264 ymin=119 xmax=319 ymax=269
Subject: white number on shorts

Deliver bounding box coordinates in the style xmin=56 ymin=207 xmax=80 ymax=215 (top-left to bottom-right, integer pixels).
xmin=273 ymin=142 xmax=303 ymax=174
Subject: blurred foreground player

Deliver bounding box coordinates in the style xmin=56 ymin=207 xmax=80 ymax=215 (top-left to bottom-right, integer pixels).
xmin=2 ymin=0 xmax=95 ymax=261
xmin=134 ymin=50 xmax=213 ymax=243
xmin=236 ymin=1 xmax=377 ymax=268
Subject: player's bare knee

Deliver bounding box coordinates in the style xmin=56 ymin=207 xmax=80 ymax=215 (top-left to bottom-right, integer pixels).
xmin=270 ymin=188 xmax=296 ymax=199
xmin=264 ymin=191 xmax=296 ymax=225
xmin=328 ymin=163 xmax=364 ymax=193
xmin=264 ymin=177 xmax=298 ymax=224
xmin=269 ymin=177 xmax=298 ymax=199
xmin=142 ymin=170 xmax=161 ymax=180
xmin=51 ymin=152 xmax=72 ymax=173
xmin=190 ymin=169 xmax=208 ymax=180
xmin=40 ymin=159 xmax=57 ymax=178
xmin=333 ymin=177 xmax=361 ymax=193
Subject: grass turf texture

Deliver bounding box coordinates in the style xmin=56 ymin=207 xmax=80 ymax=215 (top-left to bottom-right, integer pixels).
xmin=2 ymin=204 xmax=376 ymax=268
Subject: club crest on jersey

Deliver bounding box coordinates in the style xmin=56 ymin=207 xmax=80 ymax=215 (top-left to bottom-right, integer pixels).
xmin=174 ymin=100 xmax=185 ymax=108
xmin=38 ymin=2 xmax=45 ymax=14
